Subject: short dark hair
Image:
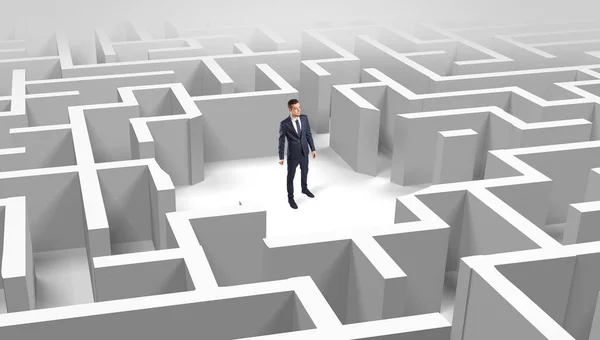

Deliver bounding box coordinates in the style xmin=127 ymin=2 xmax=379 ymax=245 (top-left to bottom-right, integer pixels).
xmin=287 ymin=99 xmax=299 ymax=109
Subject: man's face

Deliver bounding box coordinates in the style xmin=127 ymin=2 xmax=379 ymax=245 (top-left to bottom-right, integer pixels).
xmin=289 ymin=103 xmax=300 ymax=117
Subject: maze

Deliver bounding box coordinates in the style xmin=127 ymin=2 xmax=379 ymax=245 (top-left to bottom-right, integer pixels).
xmin=3 ymin=16 xmax=600 ymax=340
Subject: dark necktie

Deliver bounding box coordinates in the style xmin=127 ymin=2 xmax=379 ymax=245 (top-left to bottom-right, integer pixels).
xmin=295 ymin=119 xmax=301 ymax=136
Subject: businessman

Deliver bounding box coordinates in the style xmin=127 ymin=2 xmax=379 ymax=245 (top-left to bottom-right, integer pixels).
xmin=278 ymin=99 xmax=316 ymax=209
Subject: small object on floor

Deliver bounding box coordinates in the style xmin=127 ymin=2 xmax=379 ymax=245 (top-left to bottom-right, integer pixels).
xmin=289 ymin=197 xmax=298 ymax=209
xmin=302 ymin=189 xmax=314 ymax=198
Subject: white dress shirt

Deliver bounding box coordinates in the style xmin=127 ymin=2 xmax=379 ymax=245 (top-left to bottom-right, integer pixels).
xmin=291 ymin=114 xmax=301 ymax=135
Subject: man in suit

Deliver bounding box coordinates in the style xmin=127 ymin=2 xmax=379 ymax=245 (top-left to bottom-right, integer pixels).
xmin=279 ymin=99 xmax=316 ymax=209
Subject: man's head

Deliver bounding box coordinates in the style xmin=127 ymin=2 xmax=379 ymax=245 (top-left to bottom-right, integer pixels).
xmin=288 ymin=99 xmax=300 ymax=117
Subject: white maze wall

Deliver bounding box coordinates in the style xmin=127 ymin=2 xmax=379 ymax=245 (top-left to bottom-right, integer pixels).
xmin=2 ymin=19 xmax=600 ymax=340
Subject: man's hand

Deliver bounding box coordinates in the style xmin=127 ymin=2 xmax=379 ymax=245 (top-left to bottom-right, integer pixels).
xmin=312 ymin=151 xmax=316 ymax=159
xmin=279 ymin=159 xmax=284 ymax=165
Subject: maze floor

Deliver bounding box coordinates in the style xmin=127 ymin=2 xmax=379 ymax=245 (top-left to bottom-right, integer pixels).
xmin=176 ymin=133 xmax=426 ymax=238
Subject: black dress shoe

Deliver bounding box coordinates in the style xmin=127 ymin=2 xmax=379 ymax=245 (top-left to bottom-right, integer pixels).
xmin=289 ymin=197 xmax=298 ymax=209
xmin=302 ymin=189 xmax=314 ymax=198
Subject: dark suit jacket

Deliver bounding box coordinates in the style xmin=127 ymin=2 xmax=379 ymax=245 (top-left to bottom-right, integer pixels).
xmin=279 ymin=114 xmax=315 ymax=161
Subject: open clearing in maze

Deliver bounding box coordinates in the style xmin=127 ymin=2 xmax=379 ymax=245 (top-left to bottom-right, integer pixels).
xmin=3 ymin=14 xmax=600 ymax=340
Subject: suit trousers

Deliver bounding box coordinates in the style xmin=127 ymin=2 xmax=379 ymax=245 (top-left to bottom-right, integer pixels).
xmin=287 ymin=149 xmax=309 ymax=198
